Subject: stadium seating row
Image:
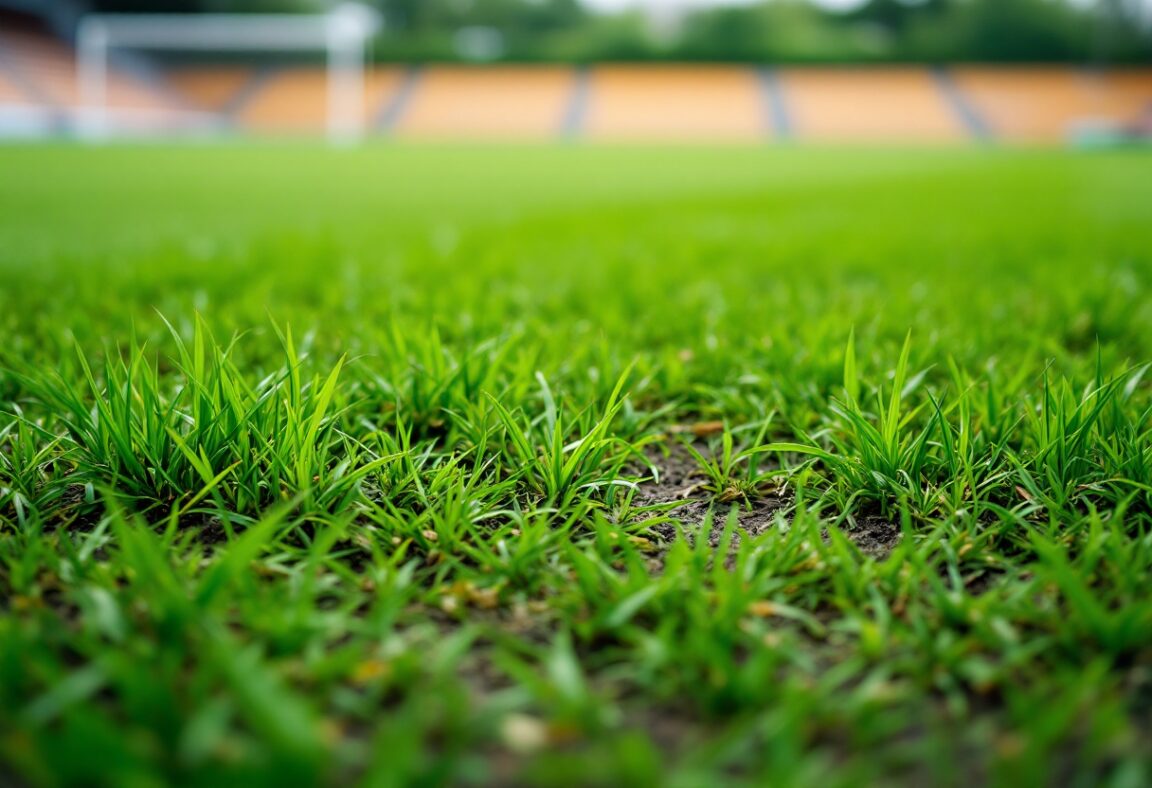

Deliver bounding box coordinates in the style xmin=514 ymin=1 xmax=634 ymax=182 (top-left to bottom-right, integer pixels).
xmin=0 ymin=25 xmax=177 ymax=112
xmin=2 ymin=26 xmax=1151 ymax=142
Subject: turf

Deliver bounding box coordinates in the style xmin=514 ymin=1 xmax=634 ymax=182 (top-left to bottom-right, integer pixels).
xmin=1 ymin=144 xmax=1151 ymax=786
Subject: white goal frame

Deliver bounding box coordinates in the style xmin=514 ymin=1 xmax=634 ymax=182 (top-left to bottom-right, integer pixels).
xmin=76 ymin=2 xmax=382 ymax=145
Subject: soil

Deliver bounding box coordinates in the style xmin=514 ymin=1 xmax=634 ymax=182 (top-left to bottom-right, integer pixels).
xmin=633 ymin=444 xmax=788 ymax=548
xmin=842 ymin=516 xmax=903 ymax=560
xmin=634 ymin=444 xmax=904 ymax=562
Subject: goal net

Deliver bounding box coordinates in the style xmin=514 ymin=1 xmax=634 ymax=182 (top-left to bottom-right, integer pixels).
xmin=76 ymin=2 xmax=381 ymax=144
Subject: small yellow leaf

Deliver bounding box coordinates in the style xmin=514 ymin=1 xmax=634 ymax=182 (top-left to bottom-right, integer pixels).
xmin=748 ymin=601 xmax=776 ymax=617
xmin=501 ymin=714 xmax=548 ymax=754
xmin=350 ymin=659 xmax=392 ymax=685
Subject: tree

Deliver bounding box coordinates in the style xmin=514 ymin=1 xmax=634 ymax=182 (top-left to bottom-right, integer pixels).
xmin=944 ymin=0 xmax=1089 ymax=61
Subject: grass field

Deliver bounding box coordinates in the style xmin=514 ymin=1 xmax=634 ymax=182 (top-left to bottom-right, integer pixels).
xmin=1 ymin=144 xmax=1151 ymax=786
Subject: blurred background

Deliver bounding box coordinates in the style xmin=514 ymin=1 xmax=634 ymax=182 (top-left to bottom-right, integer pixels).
xmin=0 ymin=0 xmax=1150 ymax=143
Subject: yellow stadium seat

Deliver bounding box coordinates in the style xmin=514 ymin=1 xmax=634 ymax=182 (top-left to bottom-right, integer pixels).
xmin=584 ymin=65 xmax=766 ymax=142
xmin=778 ymin=67 xmax=965 ymax=143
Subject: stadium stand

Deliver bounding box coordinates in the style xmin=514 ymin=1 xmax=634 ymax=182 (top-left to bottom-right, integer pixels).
xmin=166 ymin=67 xmax=259 ymax=116
xmin=583 ymin=65 xmax=768 ymax=141
xmin=0 ymin=60 xmax=29 ymax=102
xmin=0 ymin=23 xmax=176 ymax=113
xmin=3 ymin=12 xmax=1152 ymax=144
xmin=778 ymin=67 xmax=967 ymax=143
xmin=953 ymin=67 xmax=1152 ymax=143
xmin=1097 ymin=70 xmax=1152 ymax=117
xmin=226 ymin=66 xmax=404 ymax=134
xmin=392 ymin=66 xmax=575 ymax=139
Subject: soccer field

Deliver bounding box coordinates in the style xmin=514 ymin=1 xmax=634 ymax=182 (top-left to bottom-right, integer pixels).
xmin=2 ymin=144 xmax=1151 ymax=785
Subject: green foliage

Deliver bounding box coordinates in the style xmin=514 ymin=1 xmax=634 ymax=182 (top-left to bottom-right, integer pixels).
xmin=366 ymin=0 xmax=1152 ymax=63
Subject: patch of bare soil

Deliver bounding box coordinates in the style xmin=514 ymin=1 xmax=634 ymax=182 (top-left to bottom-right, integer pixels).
xmin=842 ymin=516 xmax=903 ymax=560
xmin=634 ymin=445 xmax=904 ymax=562
xmin=633 ymin=444 xmax=790 ymax=552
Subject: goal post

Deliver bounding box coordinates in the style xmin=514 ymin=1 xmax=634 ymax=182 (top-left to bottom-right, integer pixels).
xmin=76 ymin=2 xmax=382 ymax=145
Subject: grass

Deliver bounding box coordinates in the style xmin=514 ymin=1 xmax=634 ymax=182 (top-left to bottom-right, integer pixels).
xmin=1 ymin=143 xmax=1151 ymax=786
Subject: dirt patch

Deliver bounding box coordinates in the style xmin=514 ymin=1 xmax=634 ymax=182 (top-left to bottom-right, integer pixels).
xmin=840 ymin=516 xmax=903 ymax=560
xmin=635 ymin=445 xmax=905 ymax=562
xmin=631 ymin=444 xmax=790 ymax=563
